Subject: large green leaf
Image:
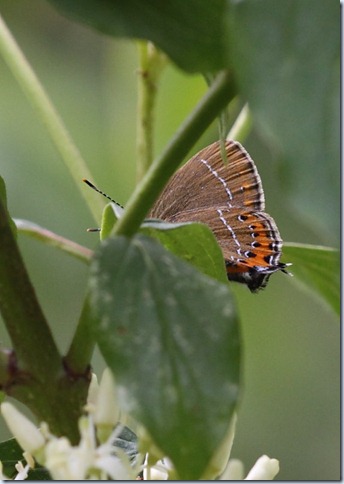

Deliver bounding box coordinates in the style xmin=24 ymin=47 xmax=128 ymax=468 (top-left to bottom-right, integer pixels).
xmin=283 ymin=243 xmax=340 ymax=317
xmin=99 ymin=204 xmax=228 ymax=283
xmin=49 ymin=0 xmax=339 ymax=243
xmin=230 ymin=0 xmax=340 ymax=240
xmin=89 ymin=234 xmax=240 ymax=479
xmin=141 ymin=220 xmax=228 ymax=284
xmin=49 ymin=0 xmax=232 ymax=73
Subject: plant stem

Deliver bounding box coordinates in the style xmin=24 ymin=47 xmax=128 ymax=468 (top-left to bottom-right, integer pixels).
xmin=14 ymin=218 xmax=93 ymax=263
xmin=0 ymin=13 xmax=103 ymax=223
xmin=226 ymin=104 xmax=252 ymax=142
xmin=0 ymin=197 xmax=88 ymax=441
xmin=0 ymin=204 xmax=61 ymax=378
xmin=114 ymin=70 xmax=236 ymax=238
xmin=136 ymin=42 xmax=167 ymax=182
xmin=65 ymin=296 xmax=95 ymax=376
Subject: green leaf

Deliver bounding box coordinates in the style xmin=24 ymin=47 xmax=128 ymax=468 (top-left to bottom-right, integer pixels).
xmin=283 ymin=243 xmax=340 ymax=317
xmin=89 ymin=234 xmax=241 ymax=479
xmin=0 ymin=438 xmax=50 ymax=480
xmin=230 ymin=0 xmax=340 ymax=240
xmin=27 ymin=467 xmax=51 ymax=481
xmin=0 ymin=438 xmax=23 ymax=478
xmin=101 ymin=205 xmax=229 ymax=283
xmin=141 ymin=220 xmax=228 ymax=283
xmin=99 ymin=202 xmax=125 ymax=240
xmin=49 ymin=0 xmax=339 ymax=242
xmin=49 ymin=0 xmax=232 ymax=73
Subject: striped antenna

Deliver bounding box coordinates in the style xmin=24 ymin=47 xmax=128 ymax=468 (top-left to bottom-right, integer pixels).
xmin=83 ymin=179 xmax=124 ymax=208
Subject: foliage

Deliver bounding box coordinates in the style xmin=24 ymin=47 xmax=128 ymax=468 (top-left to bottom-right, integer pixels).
xmin=0 ymin=0 xmax=339 ymax=480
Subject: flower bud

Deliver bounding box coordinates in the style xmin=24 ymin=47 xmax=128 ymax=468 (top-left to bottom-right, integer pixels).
xmin=94 ymin=369 xmax=119 ymax=442
xmin=245 ymin=455 xmax=279 ymax=480
xmin=1 ymin=402 xmax=44 ymax=455
xmin=86 ymin=372 xmax=99 ymax=409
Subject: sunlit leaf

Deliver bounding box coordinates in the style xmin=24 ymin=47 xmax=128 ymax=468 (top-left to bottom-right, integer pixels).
xmin=141 ymin=220 xmax=228 ymax=283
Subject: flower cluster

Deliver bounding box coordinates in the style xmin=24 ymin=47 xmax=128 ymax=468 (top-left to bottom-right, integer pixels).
xmin=0 ymin=369 xmax=279 ymax=480
xmin=146 ymin=455 xmax=279 ymax=481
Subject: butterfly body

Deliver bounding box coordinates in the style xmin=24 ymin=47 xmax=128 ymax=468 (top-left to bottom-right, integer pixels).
xmin=149 ymin=140 xmax=288 ymax=292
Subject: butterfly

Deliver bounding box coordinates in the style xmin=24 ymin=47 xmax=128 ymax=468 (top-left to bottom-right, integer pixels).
xmin=148 ymin=140 xmax=289 ymax=292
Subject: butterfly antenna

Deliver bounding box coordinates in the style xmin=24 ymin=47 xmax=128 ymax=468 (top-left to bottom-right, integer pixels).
xmin=82 ymin=179 xmax=124 ymax=208
xmin=281 ymin=262 xmax=293 ymax=276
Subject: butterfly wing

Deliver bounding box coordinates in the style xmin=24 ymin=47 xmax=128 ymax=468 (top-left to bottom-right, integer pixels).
xmin=149 ymin=139 xmax=287 ymax=291
xmin=149 ymin=140 xmax=265 ymax=220
xmin=164 ymin=205 xmax=285 ymax=292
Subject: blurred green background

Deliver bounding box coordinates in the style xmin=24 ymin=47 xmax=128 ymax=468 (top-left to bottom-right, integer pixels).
xmin=0 ymin=1 xmax=339 ymax=480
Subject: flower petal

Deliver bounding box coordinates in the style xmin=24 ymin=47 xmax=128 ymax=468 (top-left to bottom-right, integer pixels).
xmin=245 ymin=455 xmax=279 ymax=480
xmin=1 ymin=403 xmax=44 ymax=455
xmin=220 ymin=458 xmax=245 ymax=480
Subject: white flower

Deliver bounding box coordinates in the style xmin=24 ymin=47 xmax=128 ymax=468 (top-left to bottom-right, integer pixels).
xmin=0 ymin=369 xmax=280 ymax=481
xmin=86 ymin=372 xmax=99 ymax=409
xmin=14 ymin=452 xmax=35 ymax=481
xmin=221 ymin=458 xmax=245 ymax=480
xmin=143 ymin=457 xmax=174 ymax=480
xmin=245 ymin=455 xmax=280 ymax=480
xmin=44 ymin=435 xmax=86 ymax=480
xmin=0 ymin=450 xmax=35 ymax=481
xmin=1 ymin=399 xmax=140 ymax=480
xmin=13 ymin=461 xmax=30 ymax=481
xmin=1 ymin=403 xmax=44 ymax=455
xmin=44 ymin=416 xmax=138 ymax=480
xmin=141 ymin=432 xmax=279 ymax=481
xmin=94 ymin=368 xmax=120 ymax=442
xmin=220 ymin=455 xmax=279 ymax=480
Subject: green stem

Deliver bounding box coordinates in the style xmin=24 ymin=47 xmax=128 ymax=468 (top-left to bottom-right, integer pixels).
xmin=0 ymin=203 xmax=61 ymax=377
xmin=226 ymin=104 xmax=252 ymax=142
xmin=0 ymin=13 xmax=102 ymax=223
xmin=65 ymin=296 xmax=95 ymax=376
xmin=0 ymin=197 xmax=88 ymax=441
xmin=0 ymin=348 xmax=15 ymax=384
xmin=136 ymin=42 xmax=167 ymax=182
xmin=114 ymin=70 xmax=236 ymax=238
xmin=15 ymin=218 xmax=93 ymax=263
